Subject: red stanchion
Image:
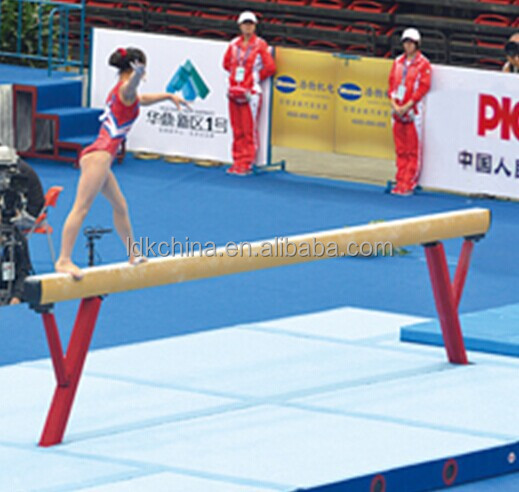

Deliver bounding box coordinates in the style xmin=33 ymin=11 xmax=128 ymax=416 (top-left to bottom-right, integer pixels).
xmin=424 ymin=242 xmax=470 ymax=365
xmin=39 ymin=297 xmax=103 ymax=447
xmin=453 ymin=240 xmax=475 ymax=308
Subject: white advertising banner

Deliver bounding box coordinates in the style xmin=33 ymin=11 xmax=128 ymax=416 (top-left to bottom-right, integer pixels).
xmin=91 ymin=28 xmax=272 ymax=165
xmin=421 ymin=65 xmax=519 ymax=199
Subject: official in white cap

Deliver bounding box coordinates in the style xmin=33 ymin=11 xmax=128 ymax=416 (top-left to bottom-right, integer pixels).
xmin=387 ymin=28 xmax=432 ymax=195
xmin=222 ymin=11 xmax=276 ymax=175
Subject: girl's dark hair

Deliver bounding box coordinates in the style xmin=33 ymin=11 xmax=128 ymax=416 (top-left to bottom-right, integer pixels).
xmin=108 ymin=47 xmax=146 ymax=73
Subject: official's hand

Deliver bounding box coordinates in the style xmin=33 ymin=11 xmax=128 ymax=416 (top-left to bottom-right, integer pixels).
xmin=398 ymin=101 xmax=413 ymax=116
xmin=170 ymin=94 xmax=192 ymax=111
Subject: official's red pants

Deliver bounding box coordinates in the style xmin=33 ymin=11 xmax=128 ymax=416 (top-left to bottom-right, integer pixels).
xmin=229 ymin=94 xmax=262 ymax=171
xmin=392 ymin=117 xmax=422 ymax=192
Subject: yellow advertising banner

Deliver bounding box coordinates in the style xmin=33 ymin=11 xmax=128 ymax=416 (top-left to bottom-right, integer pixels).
xmin=271 ymin=48 xmax=395 ymax=159
xmin=334 ymin=56 xmax=394 ymax=159
xmin=271 ymin=48 xmax=336 ymax=152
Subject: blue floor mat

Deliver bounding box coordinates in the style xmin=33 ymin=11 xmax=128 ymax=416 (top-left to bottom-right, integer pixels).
xmin=1 ymin=156 xmax=518 ymax=366
xmin=402 ymin=303 xmax=519 ymax=358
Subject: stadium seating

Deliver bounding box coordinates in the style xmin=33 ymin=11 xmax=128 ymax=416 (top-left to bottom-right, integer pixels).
xmin=474 ymin=14 xmax=511 ymax=27
xmin=310 ymin=0 xmax=346 ymax=8
xmin=478 ymin=0 xmax=514 ymax=5
xmin=63 ymin=0 xmax=517 ymax=70
xmin=308 ymin=40 xmax=342 ymax=50
xmin=277 ymin=0 xmax=309 ymax=6
xmin=348 ymin=1 xmax=398 ymax=14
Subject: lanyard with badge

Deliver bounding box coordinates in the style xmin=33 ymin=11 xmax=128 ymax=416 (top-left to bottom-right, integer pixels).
xmin=396 ymin=60 xmax=411 ymax=100
xmin=235 ymin=42 xmax=253 ymax=83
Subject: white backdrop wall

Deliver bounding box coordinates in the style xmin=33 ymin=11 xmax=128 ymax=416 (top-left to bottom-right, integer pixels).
xmin=421 ymin=65 xmax=519 ymax=199
xmin=91 ymin=28 xmax=272 ymax=165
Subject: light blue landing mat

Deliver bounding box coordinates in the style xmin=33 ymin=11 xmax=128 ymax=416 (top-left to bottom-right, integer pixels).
xmin=1 ymin=307 xmax=518 ymax=491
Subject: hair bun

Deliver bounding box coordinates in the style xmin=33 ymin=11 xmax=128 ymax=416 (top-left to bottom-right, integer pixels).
xmin=109 ymin=47 xmax=146 ymax=72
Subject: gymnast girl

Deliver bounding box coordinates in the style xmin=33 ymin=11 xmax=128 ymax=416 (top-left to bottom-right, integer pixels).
xmin=55 ymin=47 xmax=189 ymax=279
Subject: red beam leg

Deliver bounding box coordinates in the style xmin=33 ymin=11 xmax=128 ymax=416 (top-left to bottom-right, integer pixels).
xmin=452 ymin=240 xmax=474 ymax=308
xmin=39 ymin=297 xmax=102 ymax=447
xmin=41 ymin=313 xmax=67 ymax=387
xmin=424 ymin=243 xmax=468 ymax=365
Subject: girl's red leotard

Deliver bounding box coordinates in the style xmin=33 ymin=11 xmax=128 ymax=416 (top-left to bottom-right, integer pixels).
xmin=80 ymin=81 xmax=140 ymax=161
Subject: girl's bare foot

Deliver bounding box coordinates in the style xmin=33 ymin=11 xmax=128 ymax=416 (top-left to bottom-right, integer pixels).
xmin=55 ymin=259 xmax=84 ymax=280
xmin=130 ymin=255 xmax=147 ymax=266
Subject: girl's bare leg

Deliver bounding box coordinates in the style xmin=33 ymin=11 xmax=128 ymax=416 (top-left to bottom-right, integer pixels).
xmin=55 ymin=151 xmax=112 ymax=278
xmin=101 ymin=170 xmax=144 ymax=264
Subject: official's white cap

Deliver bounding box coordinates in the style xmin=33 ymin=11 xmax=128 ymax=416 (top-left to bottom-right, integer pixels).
xmin=238 ymin=11 xmax=258 ymax=24
xmin=401 ymin=28 xmax=421 ymax=43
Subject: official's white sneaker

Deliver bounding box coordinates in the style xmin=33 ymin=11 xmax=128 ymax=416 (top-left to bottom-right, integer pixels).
xmin=391 ymin=187 xmax=414 ymax=196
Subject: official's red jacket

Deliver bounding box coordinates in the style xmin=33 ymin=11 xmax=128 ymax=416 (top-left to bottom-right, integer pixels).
xmin=223 ymin=34 xmax=276 ymax=94
xmin=388 ymin=51 xmax=431 ymax=109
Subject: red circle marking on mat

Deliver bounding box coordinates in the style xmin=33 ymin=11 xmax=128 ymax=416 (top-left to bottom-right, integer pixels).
xmin=370 ymin=474 xmax=386 ymax=492
xmin=442 ymin=459 xmax=458 ymax=486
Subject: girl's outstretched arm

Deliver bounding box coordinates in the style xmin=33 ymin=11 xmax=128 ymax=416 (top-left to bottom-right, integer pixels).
xmin=139 ymin=92 xmax=191 ymax=110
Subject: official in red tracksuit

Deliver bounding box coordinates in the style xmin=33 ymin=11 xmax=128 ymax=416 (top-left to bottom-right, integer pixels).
xmin=388 ymin=28 xmax=431 ymax=195
xmin=223 ymin=11 xmax=276 ymax=176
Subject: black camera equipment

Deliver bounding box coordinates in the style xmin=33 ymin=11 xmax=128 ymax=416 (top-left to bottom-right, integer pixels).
xmin=0 ymin=147 xmax=30 ymax=305
xmin=83 ymin=226 xmax=113 ymax=267
xmin=0 ymin=225 xmax=18 ymax=305
xmin=0 ymin=147 xmax=29 ymax=224
xmin=505 ymin=41 xmax=519 ymax=58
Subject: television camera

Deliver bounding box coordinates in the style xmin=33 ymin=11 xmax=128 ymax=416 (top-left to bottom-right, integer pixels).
xmin=0 ymin=146 xmax=31 ymax=305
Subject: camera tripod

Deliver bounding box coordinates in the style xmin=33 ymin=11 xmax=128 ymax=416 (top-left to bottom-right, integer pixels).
xmin=83 ymin=226 xmax=112 ymax=267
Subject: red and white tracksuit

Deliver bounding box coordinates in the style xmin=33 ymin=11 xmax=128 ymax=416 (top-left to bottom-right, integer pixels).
xmin=388 ymin=51 xmax=431 ymax=191
xmin=223 ymin=34 xmax=275 ymax=171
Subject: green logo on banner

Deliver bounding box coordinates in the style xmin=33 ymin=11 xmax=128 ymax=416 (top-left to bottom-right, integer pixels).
xmin=166 ymin=60 xmax=210 ymax=102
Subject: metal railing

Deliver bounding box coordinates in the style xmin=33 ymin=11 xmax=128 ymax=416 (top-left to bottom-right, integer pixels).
xmin=0 ymin=0 xmax=85 ymax=76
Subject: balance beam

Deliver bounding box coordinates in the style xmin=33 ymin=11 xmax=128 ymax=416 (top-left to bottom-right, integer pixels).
xmin=25 ymin=208 xmax=490 ymax=306
xmin=23 ymin=207 xmax=491 ymax=447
